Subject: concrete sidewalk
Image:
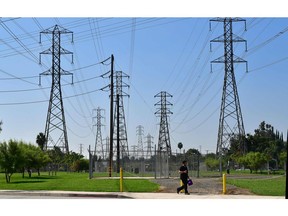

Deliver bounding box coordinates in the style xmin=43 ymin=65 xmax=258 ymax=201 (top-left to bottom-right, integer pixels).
xmin=0 ymin=190 xmax=284 ymax=199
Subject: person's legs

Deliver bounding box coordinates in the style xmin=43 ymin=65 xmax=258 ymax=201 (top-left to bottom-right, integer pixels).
xmin=182 ymin=178 xmax=189 ymax=194
xmin=177 ymin=179 xmax=186 ymax=193
xmin=177 ymin=185 xmax=184 ymax=193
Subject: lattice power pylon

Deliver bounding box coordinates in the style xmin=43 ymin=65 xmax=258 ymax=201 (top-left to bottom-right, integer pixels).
xmin=145 ymin=133 xmax=153 ymax=159
xmin=93 ymin=107 xmax=105 ymax=159
xmin=39 ymin=25 xmax=73 ymax=153
xmin=113 ymin=71 xmax=129 ymax=159
xmin=136 ymin=125 xmax=144 ymax=159
xmin=154 ymin=91 xmax=173 ymax=155
xmin=210 ymin=18 xmax=248 ymax=158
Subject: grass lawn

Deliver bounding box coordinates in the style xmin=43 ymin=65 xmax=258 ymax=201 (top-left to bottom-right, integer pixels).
xmin=227 ymin=175 xmax=286 ymax=196
xmin=0 ymin=172 xmax=159 ymax=192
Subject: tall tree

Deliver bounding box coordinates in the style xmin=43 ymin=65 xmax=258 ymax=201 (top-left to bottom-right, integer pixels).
xmin=231 ymin=121 xmax=285 ymax=169
xmin=251 ymin=122 xmax=284 ymax=165
xmin=36 ymin=132 xmax=46 ymax=151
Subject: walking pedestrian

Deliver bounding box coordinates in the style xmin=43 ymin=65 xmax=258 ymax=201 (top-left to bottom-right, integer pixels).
xmin=176 ymin=160 xmax=190 ymax=195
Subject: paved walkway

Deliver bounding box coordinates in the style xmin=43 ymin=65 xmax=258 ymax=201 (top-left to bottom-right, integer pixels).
xmin=0 ymin=190 xmax=284 ymax=199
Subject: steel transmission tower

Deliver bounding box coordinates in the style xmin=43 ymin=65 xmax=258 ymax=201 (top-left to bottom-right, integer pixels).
xmin=93 ymin=107 xmax=105 ymax=159
xmin=210 ymin=18 xmax=248 ymax=161
xmin=145 ymin=133 xmax=153 ymax=159
xmin=154 ymin=91 xmax=173 ymax=155
xmin=39 ymin=25 xmax=73 ymax=153
xmin=113 ymin=71 xmax=130 ymax=159
xmin=136 ymin=125 xmax=144 ymax=159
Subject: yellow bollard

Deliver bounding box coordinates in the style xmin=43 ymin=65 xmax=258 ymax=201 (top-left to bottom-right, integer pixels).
xmin=223 ymin=173 xmax=226 ymax=194
xmin=120 ymin=167 xmax=123 ymax=192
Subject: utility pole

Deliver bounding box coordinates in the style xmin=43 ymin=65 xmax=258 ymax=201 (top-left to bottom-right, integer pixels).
xmin=116 ymin=94 xmax=120 ymax=173
xmin=105 ymin=136 xmax=110 ymax=159
xmin=39 ymin=25 xmax=73 ymax=154
xmin=101 ymin=55 xmax=129 ymax=176
xmin=109 ymin=54 xmax=114 ymax=177
xmin=210 ymin=18 xmax=248 ymax=175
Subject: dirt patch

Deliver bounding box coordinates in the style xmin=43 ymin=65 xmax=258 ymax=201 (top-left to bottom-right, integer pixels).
xmin=151 ymin=177 xmax=254 ymax=195
xmin=226 ymin=188 xmax=253 ymax=195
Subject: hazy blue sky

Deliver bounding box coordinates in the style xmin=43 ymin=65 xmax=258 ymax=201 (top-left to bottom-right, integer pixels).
xmin=1 ymin=1 xmax=288 ymax=158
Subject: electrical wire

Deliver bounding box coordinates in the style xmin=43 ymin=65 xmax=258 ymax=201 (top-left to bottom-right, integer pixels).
xmin=0 ymin=88 xmax=102 ymax=106
xmin=248 ymin=25 xmax=288 ymax=56
xmin=0 ymin=20 xmax=40 ymax=64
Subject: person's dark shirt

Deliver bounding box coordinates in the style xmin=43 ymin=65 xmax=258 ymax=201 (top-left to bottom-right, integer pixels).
xmin=179 ymin=165 xmax=188 ymax=179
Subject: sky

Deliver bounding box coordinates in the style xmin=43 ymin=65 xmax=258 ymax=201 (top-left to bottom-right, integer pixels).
xmin=1 ymin=1 xmax=288 ymax=159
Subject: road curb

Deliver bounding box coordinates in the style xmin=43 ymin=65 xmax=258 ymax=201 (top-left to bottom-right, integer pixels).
xmin=0 ymin=190 xmax=132 ymax=199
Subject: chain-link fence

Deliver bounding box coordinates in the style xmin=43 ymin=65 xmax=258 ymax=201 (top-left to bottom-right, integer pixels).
xmin=92 ymin=150 xmax=217 ymax=178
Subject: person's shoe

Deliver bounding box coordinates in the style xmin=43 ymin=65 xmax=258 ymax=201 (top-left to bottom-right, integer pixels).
xmin=177 ymin=189 xmax=180 ymax=194
xmin=185 ymin=192 xmax=190 ymax=195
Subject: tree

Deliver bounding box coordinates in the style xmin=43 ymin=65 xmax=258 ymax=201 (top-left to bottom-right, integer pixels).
xmin=0 ymin=140 xmax=52 ymax=182
xmin=279 ymin=151 xmax=287 ymax=169
xmin=36 ymin=132 xmax=46 ymax=151
xmin=47 ymin=146 xmax=65 ymax=164
xmin=47 ymin=146 xmax=65 ymax=174
xmin=71 ymin=159 xmax=89 ymax=172
xmin=0 ymin=140 xmax=25 ymax=183
xmin=205 ymin=157 xmax=219 ymax=171
xmin=230 ymin=121 xmax=285 ymax=170
xmin=33 ymin=149 xmax=51 ymax=176
xmin=242 ymin=152 xmax=268 ymax=173
xmin=186 ymin=148 xmax=201 ymax=156
xmin=64 ymin=151 xmax=84 ymax=171
xmin=20 ymin=143 xmax=51 ymax=177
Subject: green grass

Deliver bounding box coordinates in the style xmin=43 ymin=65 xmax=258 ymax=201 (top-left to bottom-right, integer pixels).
xmin=227 ymin=176 xmax=285 ymax=196
xmin=0 ymin=172 xmax=159 ymax=192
